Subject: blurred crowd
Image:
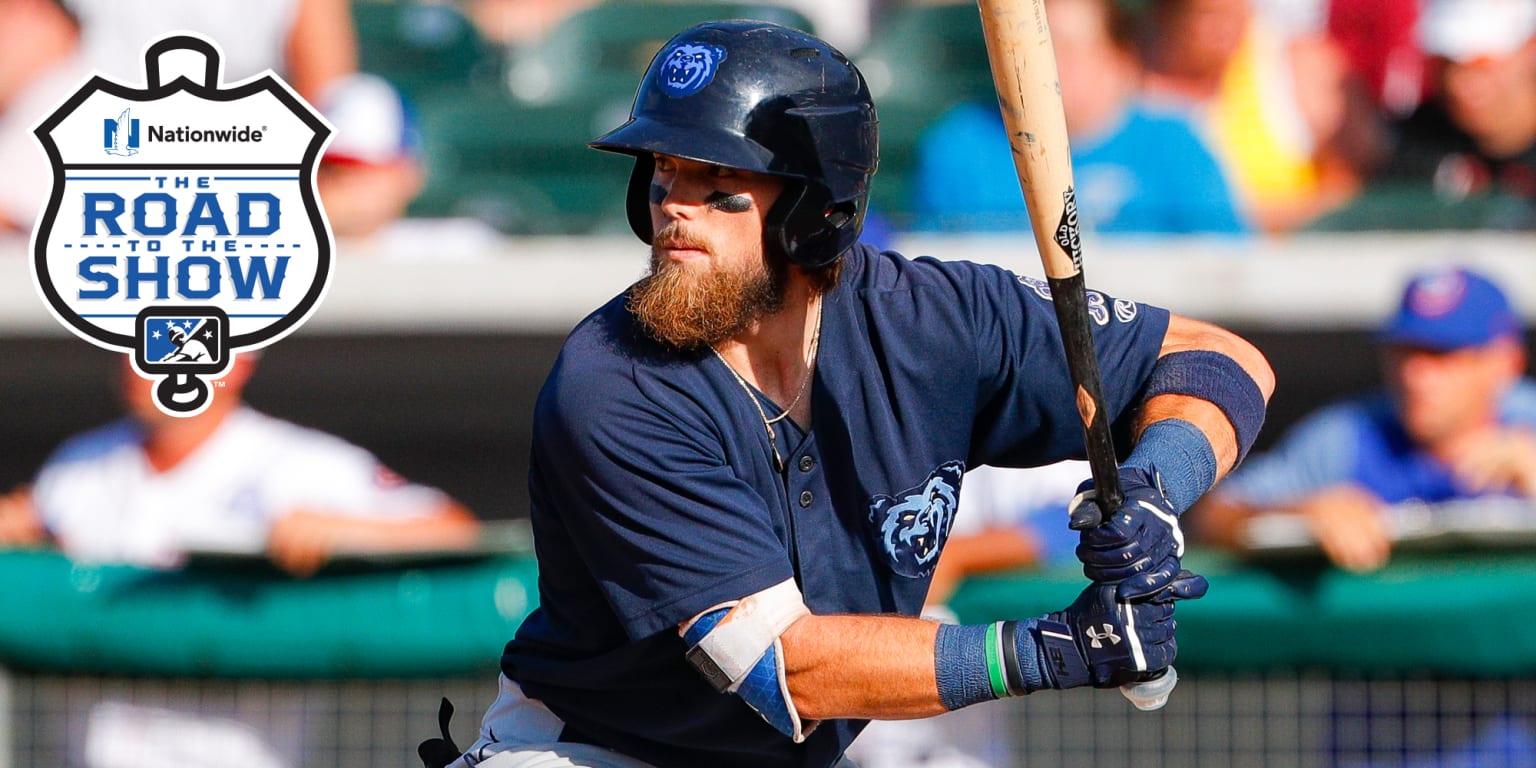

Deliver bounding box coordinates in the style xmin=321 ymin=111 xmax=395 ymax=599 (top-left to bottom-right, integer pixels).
xmin=0 ymin=0 xmax=1530 ymax=594
xmin=0 ymin=4 xmax=1530 ymax=764
xmin=0 ymin=0 xmax=1531 ymax=241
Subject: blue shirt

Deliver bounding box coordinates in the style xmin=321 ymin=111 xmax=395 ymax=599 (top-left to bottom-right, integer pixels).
xmin=912 ymin=101 xmax=1249 ymax=235
xmin=1221 ymin=381 xmax=1536 ymax=506
xmin=502 ymin=244 xmax=1170 ymax=768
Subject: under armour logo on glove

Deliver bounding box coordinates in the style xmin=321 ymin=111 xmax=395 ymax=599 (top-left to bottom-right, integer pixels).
xmin=1087 ymin=623 xmax=1121 ymax=648
xmin=1031 ymin=574 xmax=1207 ymax=689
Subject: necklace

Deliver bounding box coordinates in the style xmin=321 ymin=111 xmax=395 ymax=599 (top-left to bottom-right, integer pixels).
xmin=712 ymin=296 xmax=824 ymax=472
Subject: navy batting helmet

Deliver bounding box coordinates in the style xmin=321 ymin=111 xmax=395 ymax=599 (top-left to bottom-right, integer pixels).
xmin=589 ymin=20 xmax=878 ymax=269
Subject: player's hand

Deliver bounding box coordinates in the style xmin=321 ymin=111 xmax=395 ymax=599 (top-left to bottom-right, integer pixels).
xmin=1450 ymin=428 xmax=1536 ymax=498
xmin=1072 ymin=467 xmax=1185 ymax=601
xmin=0 ymin=488 xmax=47 ymax=546
xmin=1299 ymin=484 xmax=1390 ymax=573
xmin=267 ymin=510 xmax=349 ymax=577
xmin=1033 ymin=570 xmax=1208 ymax=690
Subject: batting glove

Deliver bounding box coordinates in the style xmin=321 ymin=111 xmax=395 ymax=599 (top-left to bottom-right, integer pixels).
xmin=1072 ymin=467 xmax=1186 ymax=601
xmin=1034 ymin=570 xmax=1208 ymax=690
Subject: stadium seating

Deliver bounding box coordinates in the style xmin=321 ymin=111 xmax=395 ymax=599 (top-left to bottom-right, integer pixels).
xmin=353 ymin=1 xmax=503 ymax=104
xmin=406 ymin=1 xmax=818 ymax=234
xmin=368 ymin=1 xmax=1525 ymax=235
xmin=410 ymin=91 xmax=634 ymax=234
xmin=1304 ymin=184 xmax=1536 ymax=232
xmin=853 ymin=2 xmax=998 ymax=226
xmin=505 ymin=0 xmax=816 ymax=109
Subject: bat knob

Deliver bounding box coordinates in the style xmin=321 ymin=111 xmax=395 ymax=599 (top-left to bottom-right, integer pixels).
xmin=1068 ymin=506 xmax=1102 ymax=530
xmin=1120 ymin=667 xmax=1177 ymax=711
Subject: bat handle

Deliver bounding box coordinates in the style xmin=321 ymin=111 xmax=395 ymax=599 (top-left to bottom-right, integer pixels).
xmin=1120 ymin=666 xmax=1177 ymax=711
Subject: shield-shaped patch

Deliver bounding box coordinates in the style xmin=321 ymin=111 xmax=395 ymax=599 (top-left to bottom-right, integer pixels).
xmin=30 ymin=33 xmax=332 ymax=416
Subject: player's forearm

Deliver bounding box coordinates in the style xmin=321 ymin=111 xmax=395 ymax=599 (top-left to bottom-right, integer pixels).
xmin=779 ymin=613 xmax=947 ymax=720
xmin=1152 ymin=318 xmax=1275 ymax=472
xmin=349 ymin=504 xmax=481 ymax=550
xmin=1158 ymin=315 xmax=1276 ymax=400
xmin=1155 ymin=317 xmax=1277 ymax=466
xmin=1121 ymin=315 xmax=1274 ymax=514
xmin=1187 ymin=491 xmax=1263 ymax=550
xmin=1137 ymin=393 xmax=1240 ymax=476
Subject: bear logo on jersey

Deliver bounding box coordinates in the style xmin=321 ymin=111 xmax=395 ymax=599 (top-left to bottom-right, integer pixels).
xmin=658 ymin=43 xmax=726 ymax=97
xmin=868 ymin=461 xmax=964 ymax=578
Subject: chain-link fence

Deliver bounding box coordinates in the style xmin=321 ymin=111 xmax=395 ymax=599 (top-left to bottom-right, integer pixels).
xmin=7 ymin=669 xmax=1536 ymax=768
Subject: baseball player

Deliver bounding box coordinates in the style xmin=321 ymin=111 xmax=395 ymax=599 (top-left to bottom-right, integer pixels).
xmin=159 ymin=322 xmax=212 ymax=362
xmin=421 ymin=20 xmax=1273 ymax=768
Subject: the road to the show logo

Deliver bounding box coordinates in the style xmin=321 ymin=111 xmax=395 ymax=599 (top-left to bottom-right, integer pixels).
xmin=30 ymin=32 xmax=333 ymax=416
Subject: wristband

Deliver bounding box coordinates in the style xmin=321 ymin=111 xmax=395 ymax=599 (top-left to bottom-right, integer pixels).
xmin=1123 ymin=418 xmax=1218 ymax=514
xmin=1142 ymin=350 xmax=1266 ymax=464
xmin=935 ymin=621 xmax=1049 ymax=710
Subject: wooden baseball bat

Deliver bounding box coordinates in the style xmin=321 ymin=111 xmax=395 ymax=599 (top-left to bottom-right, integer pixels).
xmin=975 ymin=0 xmax=1175 ymax=711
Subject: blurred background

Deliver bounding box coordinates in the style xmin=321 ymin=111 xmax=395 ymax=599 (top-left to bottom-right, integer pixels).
xmin=1 ymin=0 xmax=1535 ymax=766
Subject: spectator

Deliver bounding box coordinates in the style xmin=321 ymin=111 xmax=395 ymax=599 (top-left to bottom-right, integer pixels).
xmin=0 ymin=0 xmax=365 ymax=235
xmin=912 ymin=0 xmax=1249 ymax=235
xmin=315 ymin=73 xmax=426 ymax=239
xmin=1381 ymin=0 xmax=1536 ymax=219
xmin=922 ymin=462 xmax=1089 ymax=607
xmin=462 ymin=0 xmax=600 ymax=49
xmin=1141 ymin=0 xmax=1383 ymax=233
xmin=1192 ymin=266 xmax=1536 ymax=572
xmin=0 ymin=0 xmax=85 ymax=233
xmin=0 ymin=355 xmax=480 ymax=576
xmin=1326 ymin=0 xmax=1430 ymax=118
xmin=64 ymin=0 xmax=355 ymax=104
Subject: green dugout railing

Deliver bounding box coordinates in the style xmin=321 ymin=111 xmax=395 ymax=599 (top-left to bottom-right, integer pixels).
xmin=1 ymin=548 xmax=1533 ymax=678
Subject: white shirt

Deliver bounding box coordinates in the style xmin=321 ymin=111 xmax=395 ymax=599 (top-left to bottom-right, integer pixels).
xmin=64 ymin=0 xmax=300 ymax=86
xmin=32 ymin=407 xmax=450 ymax=568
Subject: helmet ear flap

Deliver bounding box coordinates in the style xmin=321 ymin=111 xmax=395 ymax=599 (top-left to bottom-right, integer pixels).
xmin=625 ymin=155 xmax=656 ymax=244
xmin=765 ymin=181 xmax=861 ymax=270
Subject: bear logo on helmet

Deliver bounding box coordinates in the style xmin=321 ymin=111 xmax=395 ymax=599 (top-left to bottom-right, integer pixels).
xmin=657 ymin=43 xmax=727 ymax=97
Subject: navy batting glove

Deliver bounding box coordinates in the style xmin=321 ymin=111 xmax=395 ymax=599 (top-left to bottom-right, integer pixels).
xmin=1031 ymin=570 xmax=1208 ymax=690
xmin=1072 ymin=467 xmax=1186 ymax=601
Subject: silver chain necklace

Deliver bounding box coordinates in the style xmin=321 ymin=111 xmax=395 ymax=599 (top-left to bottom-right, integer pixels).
xmin=711 ymin=296 xmax=824 ymax=473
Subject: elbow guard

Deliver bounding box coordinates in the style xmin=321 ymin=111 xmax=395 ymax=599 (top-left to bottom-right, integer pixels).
xmin=681 ymin=579 xmax=814 ymax=742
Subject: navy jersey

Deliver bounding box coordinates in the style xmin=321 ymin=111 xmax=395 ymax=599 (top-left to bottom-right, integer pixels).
xmin=503 ymin=244 xmax=1170 ymax=768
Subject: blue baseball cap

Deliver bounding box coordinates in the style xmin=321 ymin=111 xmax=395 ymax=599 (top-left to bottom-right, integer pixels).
xmin=1380 ymin=266 xmax=1522 ymax=351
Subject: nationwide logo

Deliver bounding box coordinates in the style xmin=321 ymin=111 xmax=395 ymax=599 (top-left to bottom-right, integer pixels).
xmin=103 ymin=108 xmax=139 ymax=156
xmin=144 ymin=123 xmax=266 ymax=143
xmin=32 ymin=33 xmax=333 ymax=417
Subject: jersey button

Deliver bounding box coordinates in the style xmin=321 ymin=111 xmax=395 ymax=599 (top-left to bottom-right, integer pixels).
xmin=799 ymin=490 xmax=813 ymax=508
xmin=798 ymin=455 xmax=816 ymax=473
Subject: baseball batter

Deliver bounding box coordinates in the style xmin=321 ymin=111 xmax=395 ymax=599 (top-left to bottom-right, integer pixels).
xmin=422 ymin=20 xmax=1274 ymax=768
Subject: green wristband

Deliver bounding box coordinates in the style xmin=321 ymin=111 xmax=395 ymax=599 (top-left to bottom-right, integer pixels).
xmin=984 ymin=622 xmax=1009 ymax=699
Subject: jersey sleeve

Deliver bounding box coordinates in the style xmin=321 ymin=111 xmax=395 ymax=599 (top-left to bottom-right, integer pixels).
xmin=29 ymin=419 xmax=140 ymax=535
xmin=942 ymin=258 xmax=1171 ymax=469
xmin=1216 ymin=404 xmax=1362 ymax=507
xmin=531 ymin=352 xmax=796 ymax=641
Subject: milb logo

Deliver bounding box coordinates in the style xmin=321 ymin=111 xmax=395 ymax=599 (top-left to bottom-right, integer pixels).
xmin=32 ymin=33 xmax=333 ymax=417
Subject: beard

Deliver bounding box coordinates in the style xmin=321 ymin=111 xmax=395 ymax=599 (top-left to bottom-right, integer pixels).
xmin=628 ymin=224 xmax=786 ymax=350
